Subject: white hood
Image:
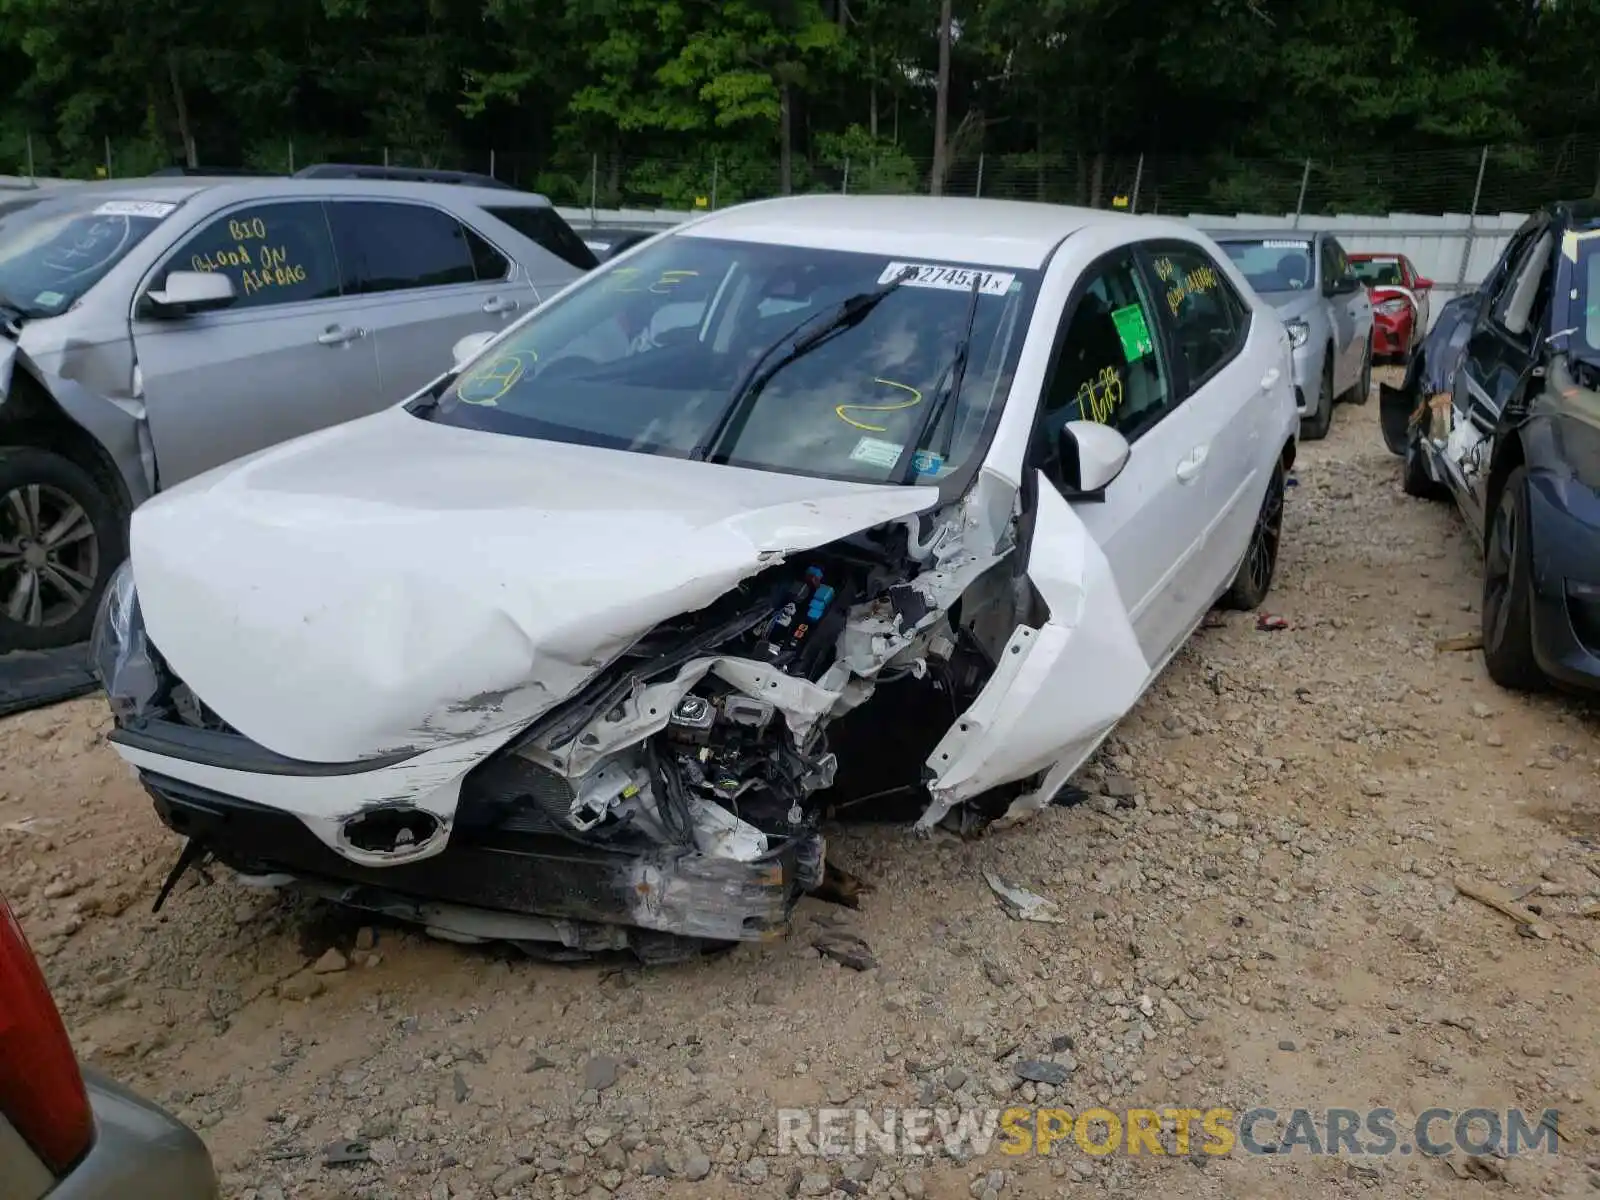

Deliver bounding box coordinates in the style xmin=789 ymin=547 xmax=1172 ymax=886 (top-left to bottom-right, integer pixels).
xmin=131 ymin=406 xmax=937 ymax=763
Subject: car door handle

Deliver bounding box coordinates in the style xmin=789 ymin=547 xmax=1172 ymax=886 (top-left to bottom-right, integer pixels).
xmin=1175 ymin=447 xmax=1208 ymax=484
xmin=482 ymin=297 xmax=520 ymax=315
xmin=317 ymin=326 xmax=364 ymax=346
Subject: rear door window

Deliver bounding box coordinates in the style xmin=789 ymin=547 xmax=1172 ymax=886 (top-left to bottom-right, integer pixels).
xmin=162 ymin=201 xmax=340 ymax=309
xmin=484 ymin=205 xmax=599 ymax=271
xmin=329 ymin=201 xmax=497 ymax=295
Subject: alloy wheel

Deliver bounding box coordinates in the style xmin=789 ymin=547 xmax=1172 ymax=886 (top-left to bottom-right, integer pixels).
xmin=0 ymin=482 xmax=101 ymax=629
xmin=1244 ymin=469 xmax=1285 ymax=597
xmin=1483 ymin=491 xmax=1515 ymax=649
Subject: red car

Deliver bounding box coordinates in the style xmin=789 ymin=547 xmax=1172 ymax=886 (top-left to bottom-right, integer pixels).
xmin=1347 ymin=253 xmax=1433 ymax=361
xmin=1 ymin=893 xmax=218 ymax=1197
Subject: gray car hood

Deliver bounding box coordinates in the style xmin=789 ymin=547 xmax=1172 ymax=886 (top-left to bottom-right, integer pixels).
xmin=1256 ymin=290 xmax=1323 ymax=321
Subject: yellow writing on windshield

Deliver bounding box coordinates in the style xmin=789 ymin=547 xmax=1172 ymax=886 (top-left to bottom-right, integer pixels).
xmin=457 ymin=351 xmax=538 ymax=406
xmin=606 ymin=267 xmax=700 ymax=295
xmin=836 ymin=378 xmax=923 ymax=432
xmin=229 ymin=216 xmax=268 ymax=241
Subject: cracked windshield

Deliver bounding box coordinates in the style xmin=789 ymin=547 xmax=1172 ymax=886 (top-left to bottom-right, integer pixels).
xmin=0 ymin=194 xmax=172 ymax=318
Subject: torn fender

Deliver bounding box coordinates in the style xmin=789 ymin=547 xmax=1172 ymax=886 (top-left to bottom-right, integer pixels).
xmin=0 ymin=335 xmax=152 ymax=506
xmin=130 ymin=407 xmax=937 ymax=763
xmin=1378 ymin=379 xmax=1419 ymax=456
xmin=918 ymin=475 xmax=1149 ymax=828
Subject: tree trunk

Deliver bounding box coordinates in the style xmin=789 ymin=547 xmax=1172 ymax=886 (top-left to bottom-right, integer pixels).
xmin=930 ymin=0 xmax=952 ymax=195
xmin=1089 ymin=151 xmax=1105 ymax=208
xmin=868 ymin=47 xmax=878 ymax=140
xmin=167 ymin=51 xmax=197 ymax=168
xmin=779 ymin=80 xmax=793 ymax=195
xmin=1035 ymin=98 xmax=1046 ymax=201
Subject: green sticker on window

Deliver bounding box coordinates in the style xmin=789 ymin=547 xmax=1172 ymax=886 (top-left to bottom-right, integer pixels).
xmin=1111 ymin=303 xmax=1154 ymax=361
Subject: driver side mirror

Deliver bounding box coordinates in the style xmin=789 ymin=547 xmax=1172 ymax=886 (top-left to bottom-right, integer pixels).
xmin=145 ymin=270 xmax=236 ymax=317
xmin=1330 ymin=274 xmax=1362 ymax=296
xmin=1057 ymin=420 xmax=1131 ymax=501
xmin=1414 ymin=276 xmax=1434 ymax=291
xmin=452 ymin=330 xmax=497 ymax=368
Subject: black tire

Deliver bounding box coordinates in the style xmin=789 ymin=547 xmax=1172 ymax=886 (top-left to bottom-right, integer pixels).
xmin=0 ymin=447 xmax=124 ymax=654
xmin=1222 ymin=457 xmax=1286 ymax=610
xmin=1342 ymin=337 xmax=1372 ymax=405
xmin=1401 ymin=432 xmax=1447 ymax=500
xmin=1300 ymin=353 xmax=1334 ymax=441
xmin=1481 ymin=465 xmax=1548 ymax=692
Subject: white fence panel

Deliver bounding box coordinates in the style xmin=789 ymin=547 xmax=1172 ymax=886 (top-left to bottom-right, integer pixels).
xmin=559 ymin=204 xmax=1536 ymax=332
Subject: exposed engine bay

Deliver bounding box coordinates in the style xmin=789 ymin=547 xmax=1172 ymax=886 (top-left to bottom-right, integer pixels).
xmin=101 ymin=490 xmax=1064 ymax=962
xmin=455 ymin=525 xmax=1007 ymax=863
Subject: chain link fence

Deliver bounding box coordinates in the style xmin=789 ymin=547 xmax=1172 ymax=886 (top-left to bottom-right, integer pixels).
xmin=9 ymin=133 xmax=1600 ymax=218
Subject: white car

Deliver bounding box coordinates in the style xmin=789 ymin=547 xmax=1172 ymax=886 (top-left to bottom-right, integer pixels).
xmin=93 ymin=196 xmax=1297 ymax=960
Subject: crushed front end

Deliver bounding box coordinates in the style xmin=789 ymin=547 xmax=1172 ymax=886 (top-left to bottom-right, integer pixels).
xmin=93 ymin=503 xmax=1008 ymax=959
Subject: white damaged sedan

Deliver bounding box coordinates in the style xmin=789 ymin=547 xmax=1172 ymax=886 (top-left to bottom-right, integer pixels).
xmin=93 ymin=195 xmax=1297 ymax=960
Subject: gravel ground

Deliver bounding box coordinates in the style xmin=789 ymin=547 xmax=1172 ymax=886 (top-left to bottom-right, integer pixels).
xmin=4 ymin=372 xmax=1600 ymax=1199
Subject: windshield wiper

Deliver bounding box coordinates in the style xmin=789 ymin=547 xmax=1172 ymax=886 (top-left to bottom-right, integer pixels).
xmin=0 ymin=291 xmax=26 ymax=334
xmin=691 ymin=269 xmax=913 ymax=463
xmin=894 ymin=273 xmax=983 ymax=484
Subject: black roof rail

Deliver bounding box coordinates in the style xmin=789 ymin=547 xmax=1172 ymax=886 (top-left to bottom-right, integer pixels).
xmin=291 ymin=163 xmax=518 ymax=190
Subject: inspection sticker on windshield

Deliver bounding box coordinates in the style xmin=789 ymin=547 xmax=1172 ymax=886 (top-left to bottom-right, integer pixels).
xmin=92 ymin=200 xmax=177 ymax=219
xmin=851 ymin=436 xmax=904 ymax=469
xmin=879 ymin=262 xmax=1015 ymax=295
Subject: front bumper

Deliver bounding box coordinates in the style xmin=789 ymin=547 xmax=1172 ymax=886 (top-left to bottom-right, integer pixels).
xmin=1372 ymin=311 xmax=1414 ymax=357
xmin=51 ymin=1070 xmax=219 ymax=1200
xmin=140 ymin=768 xmax=824 ymax=954
xmin=1290 ymin=342 xmax=1324 ymax=416
xmin=1523 ymin=476 xmax=1600 ymax=693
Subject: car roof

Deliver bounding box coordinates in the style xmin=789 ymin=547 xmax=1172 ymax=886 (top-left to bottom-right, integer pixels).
xmin=21 ymin=176 xmax=553 ymax=208
xmin=674 ymin=195 xmax=1172 ymax=270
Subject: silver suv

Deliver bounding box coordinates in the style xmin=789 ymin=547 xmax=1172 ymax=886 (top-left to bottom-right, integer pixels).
xmin=0 ymin=177 xmax=596 ymax=653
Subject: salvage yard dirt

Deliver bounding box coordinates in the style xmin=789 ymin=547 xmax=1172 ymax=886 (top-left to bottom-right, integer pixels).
xmin=4 ymin=369 xmax=1600 ymax=1199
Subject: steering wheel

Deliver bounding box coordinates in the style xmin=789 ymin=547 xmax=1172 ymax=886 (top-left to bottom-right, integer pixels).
xmin=651 ymin=323 xmax=698 ymax=349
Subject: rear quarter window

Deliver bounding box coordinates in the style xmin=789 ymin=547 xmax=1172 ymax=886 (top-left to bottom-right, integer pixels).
xmin=484 ymin=206 xmax=599 ymax=271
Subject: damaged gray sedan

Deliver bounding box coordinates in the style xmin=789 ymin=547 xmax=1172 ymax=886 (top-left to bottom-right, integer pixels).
xmin=94 ymin=196 xmax=1298 ymax=960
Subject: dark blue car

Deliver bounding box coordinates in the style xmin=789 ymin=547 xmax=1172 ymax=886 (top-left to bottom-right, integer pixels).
xmin=1380 ymin=199 xmax=1600 ymax=694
